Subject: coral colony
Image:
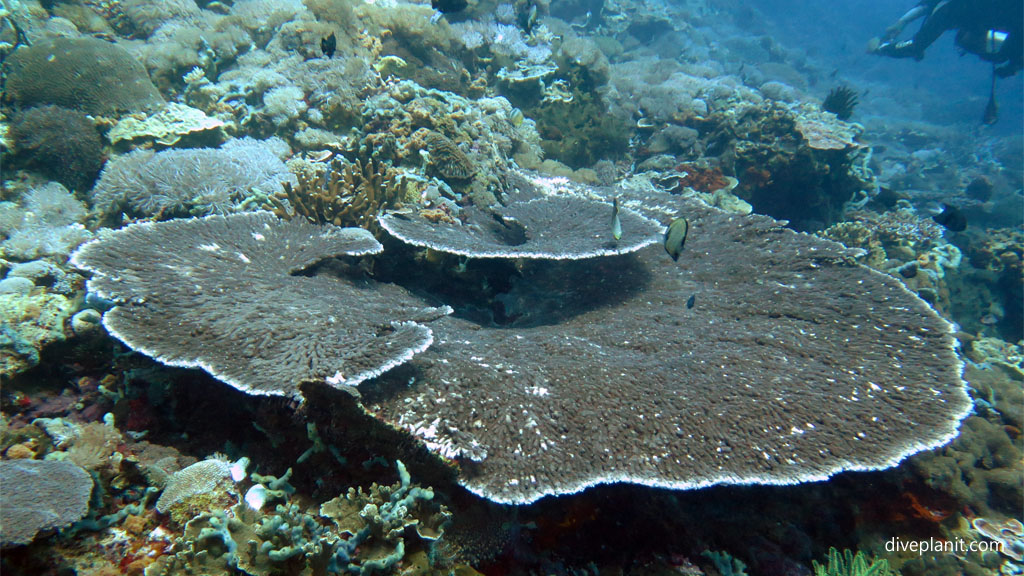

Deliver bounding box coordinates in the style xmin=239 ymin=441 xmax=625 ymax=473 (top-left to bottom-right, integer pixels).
xmin=0 ymin=1 xmax=1021 ymax=575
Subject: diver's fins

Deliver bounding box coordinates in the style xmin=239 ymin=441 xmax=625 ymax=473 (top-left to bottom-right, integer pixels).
xmin=983 ymin=66 xmax=998 ymax=125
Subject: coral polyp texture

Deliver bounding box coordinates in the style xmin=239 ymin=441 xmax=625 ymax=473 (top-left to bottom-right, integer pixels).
xmin=2 ymin=37 xmax=163 ymax=115
xmin=0 ymin=459 xmax=93 ymax=547
xmin=365 ymin=191 xmax=971 ymax=504
xmin=380 ymin=192 xmax=663 ymax=259
xmin=69 ymin=212 xmax=450 ymax=398
xmin=90 ymin=137 xmax=293 ymax=220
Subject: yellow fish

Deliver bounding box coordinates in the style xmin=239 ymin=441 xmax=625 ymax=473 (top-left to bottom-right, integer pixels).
xmin=664 ymin=217 xmax=689 ymax=261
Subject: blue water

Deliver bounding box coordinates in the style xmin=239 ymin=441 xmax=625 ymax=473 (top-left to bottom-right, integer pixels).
xmin=748 ymin=0 xmax=1024 ymax=132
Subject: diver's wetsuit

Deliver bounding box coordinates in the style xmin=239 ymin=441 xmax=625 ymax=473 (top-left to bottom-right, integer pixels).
xmin=877 ymin=0 xmax=1023 ymax=76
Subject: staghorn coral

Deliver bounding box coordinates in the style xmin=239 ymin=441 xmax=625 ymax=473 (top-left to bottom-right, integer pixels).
xmin=270 ymin=156 xmax=406 ymax=232
xmin=0 ymin=459 xmax=93 ymax=546
xmin=2 ymin=37 xmax=163 ymax=115
xmin=365 ymin=181 xmax=969 ymax=504
xmin=70 ymin=212 xmax=449 ymax=399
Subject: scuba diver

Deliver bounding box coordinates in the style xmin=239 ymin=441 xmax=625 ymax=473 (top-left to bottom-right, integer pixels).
xmin=868 ymin=0 xmax=1023 ymax=123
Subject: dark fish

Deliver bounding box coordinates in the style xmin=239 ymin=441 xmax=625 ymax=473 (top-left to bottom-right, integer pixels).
xmin=897 ymin=261 xmax=918 ymax=279
xmin=664 ymin=217 xmax=689 ymax=261
xmin=431 ymin=0 xmax=468 ymax=14
xmin=686 ymin=294 xmax=695 ymax=309
xmin=611 ymin=196 xmax=622 ymax=241
xmin=321 ymin=32 xmax=336 ymax=58
xmin=932 ymin=204 xmax=967 ymax=232
xmin=521 ymin=4 xmax=539 ymax=34
xmin=983 ymin=71 xmax=998 ymax=125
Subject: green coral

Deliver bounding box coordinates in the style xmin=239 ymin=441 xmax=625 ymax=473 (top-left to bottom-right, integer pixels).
xmin=813 ymin=547 xmax=897 ymax=576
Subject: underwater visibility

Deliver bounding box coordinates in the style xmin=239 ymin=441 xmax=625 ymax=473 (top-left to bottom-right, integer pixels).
xmin=0 ymin=0 xmax=1022 ymax=575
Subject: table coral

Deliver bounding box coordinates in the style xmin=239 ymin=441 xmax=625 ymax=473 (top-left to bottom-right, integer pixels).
xmin=0 ymin=459 xmax=93 ymax=546
xmin=70 ymin=212 xmax=449 ymax=398
xmin=365 ymin=183 xmax=969 ymax=504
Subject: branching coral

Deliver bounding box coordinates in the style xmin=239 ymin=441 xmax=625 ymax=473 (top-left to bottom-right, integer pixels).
xmin=270 ymin=156 xmax=408 ymax=232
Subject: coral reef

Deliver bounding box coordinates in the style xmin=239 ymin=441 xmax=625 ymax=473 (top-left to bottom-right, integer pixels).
xmin=3 ymin=37 xmax=164 ymax=115
xmin=0 ymin=458 xmax=93 ymax=546
xmin=106 ymin=102 xmax=227 ymax=147
xmin=366 ymin=184 xmax=968 ymax=504
xmin=269 ymin=156 xmax=408 ymax=232
xmin=70 ymin=212 xmax=449 ymax=397
xmin=0 ymin=182 xmax=93 ymax=262
xmin=149 ymin=461 xmax=450 ymax=576
xmin=9 ymin=105 xmax=104 ymax=192
xmin=90 ymin=137 xmax=294 ymax=221
xmin=380 ymin=174 xmax=663 ymax=259
xmin=0 ymin=291 xmax=75 ymax=378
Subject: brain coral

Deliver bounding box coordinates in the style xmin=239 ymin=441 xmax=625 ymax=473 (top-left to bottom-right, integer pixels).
xmin=70 ymin=212 xmax=450 ymax=398
xmin=10 ymin=106 xmax=104 ymax=192
xmin=3 ymin=37 xmax=163 ymax=115
xmin=363 ymin=181 xmax=971 ymax=504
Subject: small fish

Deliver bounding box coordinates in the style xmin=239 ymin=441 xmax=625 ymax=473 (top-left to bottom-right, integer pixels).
xmin=522 ymin=4 xmax=539 ymax=34
xmin=686 ymin=294 xmax=695 ymax=309
xmin=980 ymin=313 xmax=1000 ymax=326
xmin=611 ymin=196 xmax=622 ymax=241
xmin=664 ymin=217 xmax=689 ymax=261
xmin=431 ymin=0 xmax=468 ymax=14
xmin=983 ymin=71 xmax=998 ymax=125
xmin=932 ymin=204 xmax=967 ymax=232
xmin=321 ymin=32 xmax=336 ymax=58
xmin=897 ymin=261 xmax=918 ymax=279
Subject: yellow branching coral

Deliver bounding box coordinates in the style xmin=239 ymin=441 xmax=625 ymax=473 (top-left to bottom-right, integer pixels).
xmin=270 ymin=157 xmax=407 ymax=232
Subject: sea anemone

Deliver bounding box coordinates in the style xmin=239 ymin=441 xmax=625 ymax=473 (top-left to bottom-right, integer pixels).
xmin=822 ymin=86 xmax=859 ymax=121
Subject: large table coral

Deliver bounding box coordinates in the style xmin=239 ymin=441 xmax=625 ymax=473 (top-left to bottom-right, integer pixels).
xmin=70 ymin=212 xmax=450 ymax=398
xmin=366 ymin=184 xmax=971 ymax=504
xmin=70 ymin=194 xmax=969 ymax=505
